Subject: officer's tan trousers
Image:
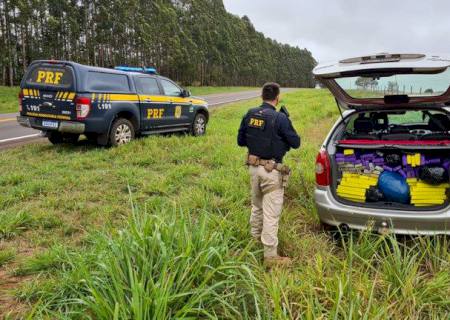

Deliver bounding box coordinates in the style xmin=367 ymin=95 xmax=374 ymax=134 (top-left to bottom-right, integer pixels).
xmin=249 ymin=165 xmax=284 ymax=258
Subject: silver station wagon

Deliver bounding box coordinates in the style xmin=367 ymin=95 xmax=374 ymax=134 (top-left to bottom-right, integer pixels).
xmin=313 ymin=53 xmax=450 ymax=235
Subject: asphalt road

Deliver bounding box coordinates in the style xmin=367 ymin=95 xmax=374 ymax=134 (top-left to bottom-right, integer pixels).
xmin=0 ymin=89 xmax=266 ymax=149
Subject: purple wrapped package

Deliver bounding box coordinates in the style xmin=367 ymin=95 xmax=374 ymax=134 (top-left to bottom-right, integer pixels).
xmin=373 ymin=159 xmax=384 ymax=165
xmin=421 ymin=155 xmax=426 ymax=165
xmin=383 ymin=165 xmax=393 ymax=172
xmin=393 ymin=165 xmax=402 ymax=172
xmin=443 ymin=161 xmax=450 ymax=170
xmin=426 ymin=158 xmax=440 ymax=165
xmin=402 ymin=155 xmax=407 ymax=166
xmin=398 ymin=169 xmax=407 ymax=178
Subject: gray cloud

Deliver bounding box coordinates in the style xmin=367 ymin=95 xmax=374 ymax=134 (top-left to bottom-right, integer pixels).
xmin=223 ymin=0 xmax=450 ymax=63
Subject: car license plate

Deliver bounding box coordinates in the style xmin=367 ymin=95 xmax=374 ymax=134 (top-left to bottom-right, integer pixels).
xmin=42 ymin=120 xmax=58 ymax=129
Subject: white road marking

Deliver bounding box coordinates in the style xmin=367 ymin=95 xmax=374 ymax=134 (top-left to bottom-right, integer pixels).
xmin=0 ymin=118 xmax=15 ymax=123
xmin=208 ymin=95 xmax=260 ymax=106
xmin=0 ymin=133 xmax=41 ymax=144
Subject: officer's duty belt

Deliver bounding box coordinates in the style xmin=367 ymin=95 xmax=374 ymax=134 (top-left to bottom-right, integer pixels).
xmin=246 ymin=155 xmax=290 ymax=174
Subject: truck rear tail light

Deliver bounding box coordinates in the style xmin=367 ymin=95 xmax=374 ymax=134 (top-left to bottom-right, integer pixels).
xmin=18 ymin=91 xmax=23 ymax=112
xmin=75 ymin=96 xmax=91 ymax=120
xmin=316 ymin=148 xmax=331 ymax=186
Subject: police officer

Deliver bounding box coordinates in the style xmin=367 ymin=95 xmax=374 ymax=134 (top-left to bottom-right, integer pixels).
xmin=237 ymin=83 xmax=300 ymax=266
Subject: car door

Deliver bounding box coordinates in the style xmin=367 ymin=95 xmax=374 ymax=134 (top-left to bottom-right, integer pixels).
xmin=135 ymin=76 xmax=166 ymax=130
xmin=159 ymin=78 xmax=191 ymax=127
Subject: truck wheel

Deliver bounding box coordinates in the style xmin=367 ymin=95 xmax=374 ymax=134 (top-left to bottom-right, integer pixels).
xmin=190 ymin=113 xmax=207 ymax=136
xmin=109 ymin=118 xmax=135 ymax=146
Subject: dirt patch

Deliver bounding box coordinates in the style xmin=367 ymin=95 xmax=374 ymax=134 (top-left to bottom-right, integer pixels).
xmin=0 ymin=267 xmax=32 ymax=318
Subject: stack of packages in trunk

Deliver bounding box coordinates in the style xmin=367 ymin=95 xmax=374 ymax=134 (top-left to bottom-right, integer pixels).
xmin=405 ymin=154 xmax=450 ymax=206
xmin=335 ymin=149 xmax=384 ymax=203
xmin=335 ymin=149 xmax=450 ymax=206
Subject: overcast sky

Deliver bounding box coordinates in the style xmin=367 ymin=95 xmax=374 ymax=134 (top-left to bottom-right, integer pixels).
xmin=223 ymin=0 xmax=450 ymax=64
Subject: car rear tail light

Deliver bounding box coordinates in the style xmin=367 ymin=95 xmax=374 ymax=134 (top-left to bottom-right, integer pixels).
xmin=18 ymin=91 xmax=23 ymax=112
xmin=316 ymin=148 xmax=331 ymax=186
xmin=75 ymin=96 xmax=91 ymax=120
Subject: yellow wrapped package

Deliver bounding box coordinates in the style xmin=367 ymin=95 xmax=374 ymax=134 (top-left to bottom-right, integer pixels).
xmin=337 ymin=173 xmax=378 ymax=203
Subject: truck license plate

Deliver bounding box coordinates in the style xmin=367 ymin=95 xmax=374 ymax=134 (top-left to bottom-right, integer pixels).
xmin=42 ymin=120 xmax=58 ymax=129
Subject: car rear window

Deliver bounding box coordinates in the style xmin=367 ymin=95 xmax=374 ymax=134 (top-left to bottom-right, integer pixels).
xmin=335 ymin=68 xmax=450 ymax=99
xmin=25 ymin=64 xmax=74 ymax=89
xmin=345 ymin=110 xmax=450 ymax=134
xmin=87 ymin=72 xmax=130 ymax=92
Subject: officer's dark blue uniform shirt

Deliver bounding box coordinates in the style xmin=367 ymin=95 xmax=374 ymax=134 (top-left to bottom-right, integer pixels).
xmin=237 ymin=102 xmax=300 ymax=163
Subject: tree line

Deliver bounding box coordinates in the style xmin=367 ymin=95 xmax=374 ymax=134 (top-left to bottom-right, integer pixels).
xmin=0 ymin=0 xmax=317 ymax=87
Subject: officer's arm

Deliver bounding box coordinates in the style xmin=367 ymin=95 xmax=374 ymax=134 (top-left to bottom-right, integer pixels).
xmin=278 ymin=114 xmax=301 ymax=149
xmin=237 ymin=115 xmax=248 ymax=147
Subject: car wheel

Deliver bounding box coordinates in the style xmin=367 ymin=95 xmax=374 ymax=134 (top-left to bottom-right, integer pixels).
xmin=109 ymin=118 xmax=135 ymax=146
xmin=191 ymin=113 xmax=207 ymax=136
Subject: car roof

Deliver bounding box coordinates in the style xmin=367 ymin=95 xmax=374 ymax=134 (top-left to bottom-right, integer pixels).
xmin=314 ymin=53 xmax=450 ymax=79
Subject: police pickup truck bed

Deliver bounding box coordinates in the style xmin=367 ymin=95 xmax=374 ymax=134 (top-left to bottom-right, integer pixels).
xmin=17 ymin=60 xmax=209 ymax=146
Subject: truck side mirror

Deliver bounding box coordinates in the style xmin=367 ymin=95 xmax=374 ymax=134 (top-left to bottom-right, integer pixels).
xmin=181 ymin=89 xmax=191 ymax=98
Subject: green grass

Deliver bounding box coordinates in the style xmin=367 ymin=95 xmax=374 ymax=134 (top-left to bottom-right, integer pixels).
xmin=187 ymin=86 xmax=256 ymax=96
xmin=0 ymin=248 xmax=16 ymax=267
xmin=0 ymin=89 xmax=449 ymax=318
xmin=0 ymin=86 xmax=19 ymax=114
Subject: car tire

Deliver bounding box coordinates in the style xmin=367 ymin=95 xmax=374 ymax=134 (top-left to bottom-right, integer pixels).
xmin=109 ymin=118 xmax=135 ymax=146
xmin=190 ymin=113 xmax=207 ymax=136
xmin=47 ymin=132 xmax=79 ymax=145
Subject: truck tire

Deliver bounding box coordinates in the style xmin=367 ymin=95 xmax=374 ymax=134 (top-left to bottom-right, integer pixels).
xmin=190 ymin=113 xmax=207 ymax=136
xmin=109 ymin=118 xmax=135 ymax=146
xmin=47 ymin=132 xmax=79 ymax=145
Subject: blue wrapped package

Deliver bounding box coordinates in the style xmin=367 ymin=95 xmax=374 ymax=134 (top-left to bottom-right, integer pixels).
xmin=378 ymin=171 xmax=410 ymax=204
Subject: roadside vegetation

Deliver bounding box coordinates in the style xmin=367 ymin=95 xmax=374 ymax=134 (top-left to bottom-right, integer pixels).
xmin=188 ymin=86 xmax=256 ymax=96
xmin=0 ymin=89 xmax=449 ymax=318
xmin=0 ymin=86 xmax=19 ymax=114
xmin=1 ymin=0 xmax=316 ymax=88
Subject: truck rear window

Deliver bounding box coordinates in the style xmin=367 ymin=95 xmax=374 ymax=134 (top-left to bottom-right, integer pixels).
xmin=25 ymin=65 xmax=74 ymax=88
xmin=87 ymin=72 xmax=130 ymax=92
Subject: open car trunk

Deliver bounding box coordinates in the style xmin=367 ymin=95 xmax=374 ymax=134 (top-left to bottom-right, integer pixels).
xmin=329 ymin=108 xmax=450 ymax=210
xmin=332 ymin=145 xmax=450 ymax=209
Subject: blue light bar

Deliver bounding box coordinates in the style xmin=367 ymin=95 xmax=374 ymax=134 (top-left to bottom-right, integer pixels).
xmin=114 ymin=66 xmax=158 ymax=75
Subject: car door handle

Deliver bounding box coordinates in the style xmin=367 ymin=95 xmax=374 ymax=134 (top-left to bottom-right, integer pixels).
xmin=144 ymin=98 xmax=152 ymax=102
